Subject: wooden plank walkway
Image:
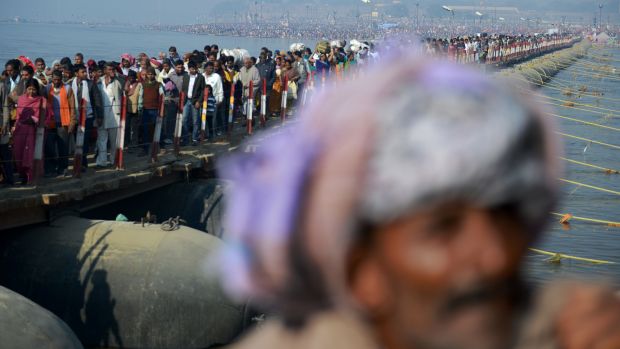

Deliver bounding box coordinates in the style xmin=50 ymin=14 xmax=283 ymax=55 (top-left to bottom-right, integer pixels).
xmin=0 ymin=117 xmax=285 ymax=230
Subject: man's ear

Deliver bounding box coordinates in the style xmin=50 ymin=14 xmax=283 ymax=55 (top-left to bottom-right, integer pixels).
xmin=347 ymin=246 xmax=392 ymax=318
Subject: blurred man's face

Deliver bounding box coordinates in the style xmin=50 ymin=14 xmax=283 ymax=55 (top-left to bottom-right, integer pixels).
xmin=106 ymin=66 xmax=115 ymax=79
xmin=76 ymin=68 xmax=88 ymax=81
xmin=349 ymin=203 xmax=530 ymax=349
xmin=52 ymin=75 xmax=62 ymax=87
xmin=74 ymin=55 xmax=83 ymax=65
xmin=175 ymin=64 xmax=184 ymax=75
xmin=5 ymin=65 xmax=16 ymax=79
xmin=244 ymin=59 xmax=252 ymax=69
xmin=36 ymin=61 xmax=45 ymax=72
xmin=146 ymin=71 xmax=155 ymax=81
xmin=90 ymin=69 xmax=101 ymax=81
xmin=21 ymin=69 xmax=32 ymax=80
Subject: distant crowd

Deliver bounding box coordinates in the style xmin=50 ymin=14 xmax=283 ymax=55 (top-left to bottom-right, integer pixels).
xmin=0 ymin=31 xmax=578 ymax=186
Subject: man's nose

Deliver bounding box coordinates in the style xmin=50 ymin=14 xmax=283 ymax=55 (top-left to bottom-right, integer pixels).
xmin=460 ymin=209 xmax=511 ymax=278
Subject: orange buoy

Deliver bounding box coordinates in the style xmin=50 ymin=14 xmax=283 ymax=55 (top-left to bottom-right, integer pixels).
xmin=559 ymin=213 xmax=572 ymax=225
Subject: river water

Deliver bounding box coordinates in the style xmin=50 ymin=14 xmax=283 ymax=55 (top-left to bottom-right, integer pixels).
xmin=0 ymin=22 xmax=618 ymax=286
xmin=0 ymin=22 xmax=315 ymax=64
xmin=524 ymin=46 xmax=620 ymax=286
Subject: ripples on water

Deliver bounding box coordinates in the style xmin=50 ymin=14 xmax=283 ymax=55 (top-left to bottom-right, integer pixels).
xmin=524 ymin=46 xmax=620 ymax=286
xmin=0 ymin=22 xmax=617 ymax=285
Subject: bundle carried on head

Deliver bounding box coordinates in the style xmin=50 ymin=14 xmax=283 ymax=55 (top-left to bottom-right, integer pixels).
xmin=315 ymin=41 xmax=331 ymax=54
xmin=290 ymin=43 xmax=306 ymax=52
xmin=349 ymin=40 xmax=369 ymax=53
xmin=220 ymin=48 xmax=251 ymax=66
xmin=330 ymin=40 xmax=347 ymax=49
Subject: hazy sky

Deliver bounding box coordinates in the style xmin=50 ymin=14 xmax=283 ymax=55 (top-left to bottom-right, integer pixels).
xmin=5 ymin=0 xmax=620 ymax=24
xmin=5 ymin=0 xmax=215 ymax=24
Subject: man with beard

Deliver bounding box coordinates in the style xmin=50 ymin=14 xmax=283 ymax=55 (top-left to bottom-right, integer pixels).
xmin=219 ymin=55 xmax=620 ymax=349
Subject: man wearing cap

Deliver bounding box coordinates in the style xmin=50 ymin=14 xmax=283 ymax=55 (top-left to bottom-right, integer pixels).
xmin=219 ymin=54 xmax=620 ymax=349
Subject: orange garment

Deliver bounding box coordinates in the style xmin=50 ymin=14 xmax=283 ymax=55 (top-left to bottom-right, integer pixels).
xmin=47 ymin=85 xmax=71 ymax=128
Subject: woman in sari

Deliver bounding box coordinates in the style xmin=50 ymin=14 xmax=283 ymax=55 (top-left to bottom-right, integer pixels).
xmin=12 ymin=79 xmax=50 ymax=184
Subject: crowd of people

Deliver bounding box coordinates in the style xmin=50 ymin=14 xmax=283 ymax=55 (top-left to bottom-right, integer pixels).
xmin=0 ymin=31 xmax=578 ymax=186
xmin=152 ymin=20 xmax=565 ymax=43
xmin=159 ymin=22 xmax=384 ymax=41
xmin=423 ymin=32 xmax=577 ymax=64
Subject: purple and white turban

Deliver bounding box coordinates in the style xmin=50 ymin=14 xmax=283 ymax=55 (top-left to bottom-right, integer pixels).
xmin=217 ymin=52 xmax=561 ymax=319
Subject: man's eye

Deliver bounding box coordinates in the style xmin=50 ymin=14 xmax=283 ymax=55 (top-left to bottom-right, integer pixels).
xmin=425 ymin=213 xmax=462 ymax=237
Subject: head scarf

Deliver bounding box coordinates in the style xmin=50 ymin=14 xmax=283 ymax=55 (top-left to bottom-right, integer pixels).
xmin=150 ymin=58 xmax=162 ymax=69
xmin=218 ymin=52 xmax=561 ymax=320
xmin=120 ymin=53 xmax=135 ymax=66
xmin=18 ymin=56 xmax=34 ymax=70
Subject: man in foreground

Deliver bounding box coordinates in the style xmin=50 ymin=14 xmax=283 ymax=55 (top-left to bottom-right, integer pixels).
xmin=218 ymin=54 xmax=620 ymax=349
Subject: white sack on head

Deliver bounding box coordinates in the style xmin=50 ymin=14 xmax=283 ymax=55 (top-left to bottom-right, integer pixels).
xmin=222 ymin=48 xmax=251 ymax=66
xmin=349 ymin=39 xmax=369 ymax=53
xmin=330 ymin=40 xmax=346 ymax=48
xmin=290 ymin=43 xmax=306 ymax=52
